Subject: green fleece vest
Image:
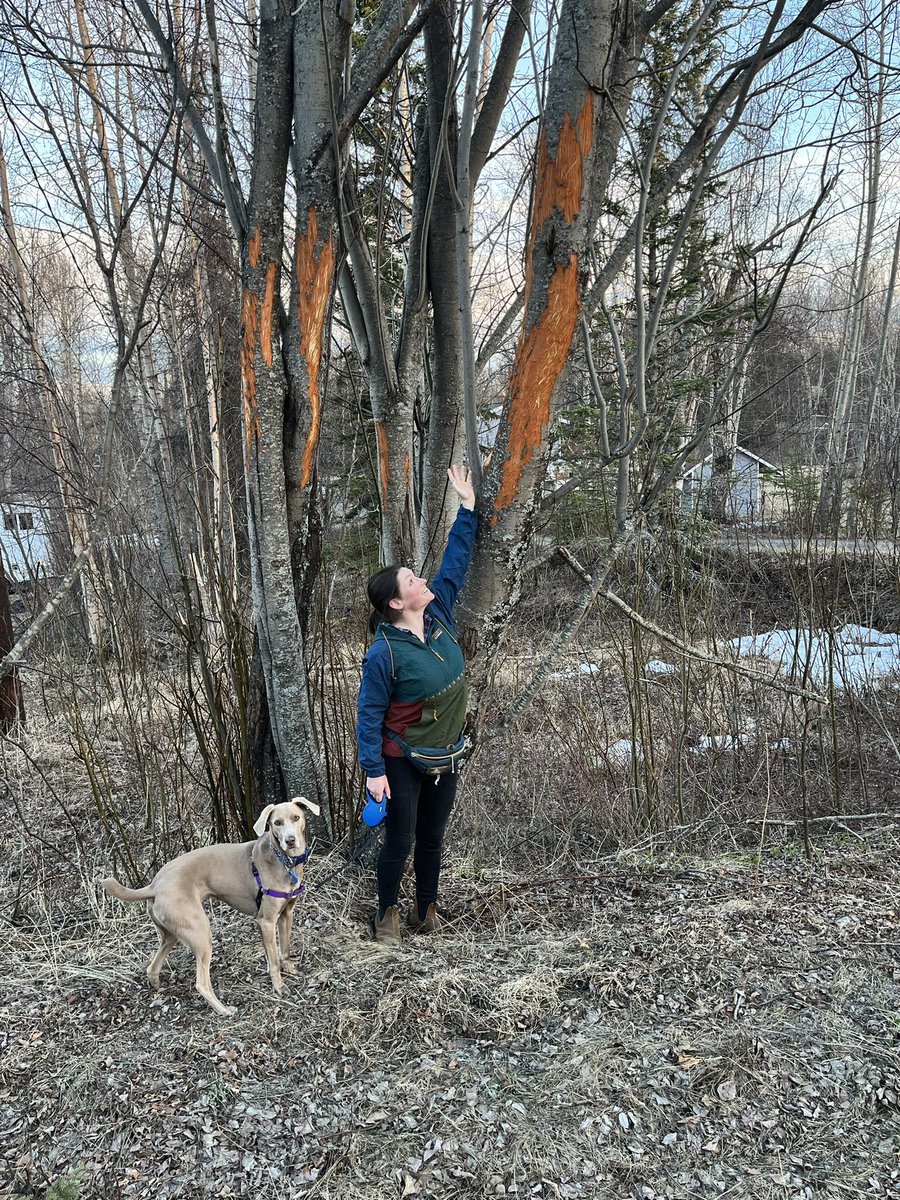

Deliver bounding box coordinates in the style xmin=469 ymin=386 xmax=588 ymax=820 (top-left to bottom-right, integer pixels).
xmin=378 ymin=617 xmax=468 ymax=747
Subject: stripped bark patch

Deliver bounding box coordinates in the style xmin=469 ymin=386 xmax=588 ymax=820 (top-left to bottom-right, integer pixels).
xmin=240 ymin=288 xmax=260 ymax=461
xmin=260 ymin=260 xmax=276 ymax=368
xmin=403 ymin=451 xmax=410 ymax=492
xmin=533 ymin=95 xmax=593 ymax=227
xmin=375 ymin=420 xmax=389 ymax=498
xmin=295 ymin=207 xmax=334 ymax=489
xmin=496 ymin=94 xmax=593 ymax=515
xmin=496 ymin=259 xmax=580 ymax=512
xmin=248 ymin=226 xmax=261 ymax=270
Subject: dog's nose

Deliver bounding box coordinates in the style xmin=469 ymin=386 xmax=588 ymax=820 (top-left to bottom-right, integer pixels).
xmin=285 ymin=835 xmax=297 ymax=847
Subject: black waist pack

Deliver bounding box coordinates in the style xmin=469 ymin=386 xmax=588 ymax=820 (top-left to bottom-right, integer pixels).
xmin=388 ymin=732 xmax=467 ymax=777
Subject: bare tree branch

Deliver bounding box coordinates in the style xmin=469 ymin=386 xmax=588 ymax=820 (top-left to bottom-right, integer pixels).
xmin=469 ymin=0 xmax=533 ymax=188
xmin=132 ymin=0 xmax=247 ymax=239
xmin=587 ymin=0 xmax=838 ymax=306
xmin=557 ymin=547 xmax=830 ymax=705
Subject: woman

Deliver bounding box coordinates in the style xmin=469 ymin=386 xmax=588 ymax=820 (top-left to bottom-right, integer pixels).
xmin=356 ymin=465 xmax=477 ymax=945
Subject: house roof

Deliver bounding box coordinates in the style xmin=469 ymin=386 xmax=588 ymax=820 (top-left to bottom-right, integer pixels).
xmin=1 ymin=493 xmax=50 ymax=507
xmin=681 ymin=446 xmax=777 ymax=478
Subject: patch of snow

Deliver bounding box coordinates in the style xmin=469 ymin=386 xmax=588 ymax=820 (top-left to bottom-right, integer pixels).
xmin=549 ymin=662 xmax=602 ymax=680
xmin=729 ymin=624 xmax=900 ymax=691
xmin=644 ymin=660 xmax=677 ymax=675
xmin=691 ymin=733 xmax=742 ymax=754
xmin=606 ymin=738 xmax=643 ymax=767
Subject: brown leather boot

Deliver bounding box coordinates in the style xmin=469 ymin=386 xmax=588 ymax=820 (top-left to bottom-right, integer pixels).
xmin=407 ymin=902 xmax=440 ymax=934
xmin=374 ymin=905 xmax=401 ymax=946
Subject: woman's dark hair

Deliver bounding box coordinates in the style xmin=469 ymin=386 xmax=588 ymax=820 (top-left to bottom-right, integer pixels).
xmin=367 ymin=565 xmax=401 ymax=635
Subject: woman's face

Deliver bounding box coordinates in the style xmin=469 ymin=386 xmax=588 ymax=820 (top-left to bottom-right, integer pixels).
xmin=390 ymin=567 xmax=433 ymax=619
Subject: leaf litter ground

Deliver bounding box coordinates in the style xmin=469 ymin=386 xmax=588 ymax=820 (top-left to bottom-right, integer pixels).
xmin=2 ymin=822 xmax=899 ymax=1200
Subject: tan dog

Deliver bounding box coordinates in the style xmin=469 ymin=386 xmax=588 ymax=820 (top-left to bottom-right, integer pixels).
xmin=100 ymin=797 xmax=320 ymax=1015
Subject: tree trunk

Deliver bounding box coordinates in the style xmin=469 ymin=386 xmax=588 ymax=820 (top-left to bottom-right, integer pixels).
xmin=465 ymin=0 xmax=640 ymax=652
xmin=75 ymin=0 xmax=182 ymax=581
xmin=0 ymin=548 xmax=24 ymax=729
xmin=238 ymin=0 xmax=328 ymax=811
xmin=0 ymin=135 xmax=105 ymax=649
xmin=818 ymin=15 xmax=885 ymax=531
xmin=846 ymin=217 xmax=900 ymax=537
xmin=707 ymin=346 xmax=746 ymax=522
xmin=419 ymin=6 xmax=466 ymax=563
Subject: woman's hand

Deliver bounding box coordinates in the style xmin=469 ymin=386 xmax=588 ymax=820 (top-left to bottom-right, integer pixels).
xmin=366 ymin=775 xmax=390 ymax=803
xmin=448 ymin=464 xmax=476 ymax=511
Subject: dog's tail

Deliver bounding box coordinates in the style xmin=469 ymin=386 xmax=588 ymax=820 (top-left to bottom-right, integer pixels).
xmin=100 ymin=876 xmax=155 ymax=903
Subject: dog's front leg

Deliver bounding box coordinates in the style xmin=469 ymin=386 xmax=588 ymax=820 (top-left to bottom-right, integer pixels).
xmin=278 ymin=901 xmax=297 ymax=975
xmin=256 ymin=915 xmax=284 ymax=995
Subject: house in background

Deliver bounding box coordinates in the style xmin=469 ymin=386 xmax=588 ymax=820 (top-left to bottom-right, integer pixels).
xmin=680 ymin=447 xmax=778 ymax=523
xmin=0 ymin=495 xmax=53 ymax=583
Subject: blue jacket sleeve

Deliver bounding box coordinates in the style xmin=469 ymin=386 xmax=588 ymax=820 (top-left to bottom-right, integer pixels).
xmin=428 ymin=507 xmax=477 ymax=618
xmin=356 ymin=639 xmax=393 ymax=775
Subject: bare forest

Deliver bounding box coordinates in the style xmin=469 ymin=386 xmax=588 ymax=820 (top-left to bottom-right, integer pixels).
xmin=1 ymin=0 xmax=899 ymax=1197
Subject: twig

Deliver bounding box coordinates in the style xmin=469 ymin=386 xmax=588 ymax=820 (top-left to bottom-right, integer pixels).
xmin=482 ymin=519 xmax=642 ymax=737
xmin=747 ymin=812 xmax=898 ymax=827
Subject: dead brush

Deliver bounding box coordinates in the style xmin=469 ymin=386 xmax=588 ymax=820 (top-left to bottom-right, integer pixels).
xmin=332 ymin=942 xmax=568 ymax=1048
xmin=373 ymin=961 xmax=569 ymax=1040
xmin=463 ymin=610 xmax=897 ymax=868
xmin=3 ymin=784 xmax=899 ymax=1198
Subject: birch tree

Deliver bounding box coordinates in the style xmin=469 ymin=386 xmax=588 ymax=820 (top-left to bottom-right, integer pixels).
xmin=0 ymin=0 xmax=842 ymax=818
xmin=817 ymin=0 xmax=896 ymax=531
xmin=465 ymin=0 xmax=836 ymax=662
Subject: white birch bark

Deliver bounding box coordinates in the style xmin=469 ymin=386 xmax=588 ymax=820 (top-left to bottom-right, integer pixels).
xmin=0 ymin=136 xmax=105 ymax=647
xmin=846 ymin=217 xmax=900 ymax=536
xmin=817 ymin=9 xmax=886 ymax=529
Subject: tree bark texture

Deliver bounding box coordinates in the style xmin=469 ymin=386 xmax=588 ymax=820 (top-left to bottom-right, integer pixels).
xmin=466 ymin=0 xmax=639 ymax=646
xmin=0 ymin=548 xmax=24 ymax=728
xmin=239 ymin=0 xmax=328 ymax=809
xmin=418 ymin=4 xmax=466 ymax=564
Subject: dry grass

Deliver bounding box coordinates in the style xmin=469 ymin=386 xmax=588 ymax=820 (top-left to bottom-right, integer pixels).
xmin=2 ymin=774 xmax=899 ymax=1199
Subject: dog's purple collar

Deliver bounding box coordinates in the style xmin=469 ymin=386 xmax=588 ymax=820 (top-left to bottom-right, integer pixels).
xmin=251 ymin=862 xmax=305 ymax=907
xmin=251 ymin=845 xmax=310 ymax=912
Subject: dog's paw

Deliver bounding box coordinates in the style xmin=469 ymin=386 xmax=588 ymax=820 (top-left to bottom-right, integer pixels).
xmin=206 ymin=998 xmax=237 ymax=1016
xmin=282 ymin=961 xmax=297 ymax=976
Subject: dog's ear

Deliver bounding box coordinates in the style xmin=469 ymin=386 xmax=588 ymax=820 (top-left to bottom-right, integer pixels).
xmin=291 ymin=795 xmax=321 ymax=817
xmin=252 ymin=804 xmax=275 ymax=836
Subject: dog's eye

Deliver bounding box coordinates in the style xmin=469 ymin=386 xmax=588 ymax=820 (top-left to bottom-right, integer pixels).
xmin=292 ymin=814 xmax=299 ymax=822
xmin=274 ymin=819 xmax=282 ymax=826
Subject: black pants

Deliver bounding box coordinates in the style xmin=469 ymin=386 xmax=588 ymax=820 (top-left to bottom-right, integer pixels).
xmin=377 ymin=756 xmax=458 ymax=913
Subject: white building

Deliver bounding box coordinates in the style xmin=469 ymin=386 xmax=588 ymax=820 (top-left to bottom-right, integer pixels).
xmin=1 ymin=496 xmax=53 ymax=582
xmin=681 ymin=447 xmax=776 ymax=522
